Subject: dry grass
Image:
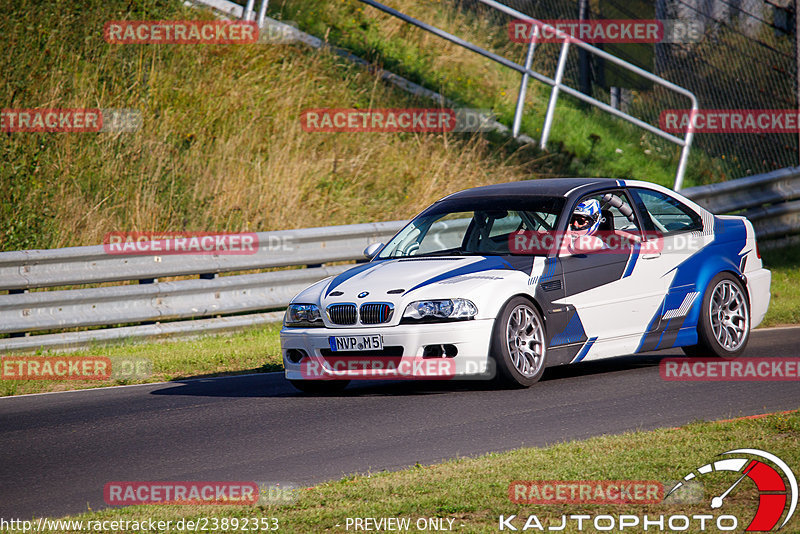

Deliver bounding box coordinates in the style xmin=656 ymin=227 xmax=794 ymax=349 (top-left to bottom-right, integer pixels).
xmin=0 ymin=0 xmax=555 ymax=251
xmin=1 ymin=0 xmax=727 ymax=251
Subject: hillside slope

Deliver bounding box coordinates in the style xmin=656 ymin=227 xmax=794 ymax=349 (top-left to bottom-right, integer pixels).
xmin=1 ymin=0 xmax=713 ymax=251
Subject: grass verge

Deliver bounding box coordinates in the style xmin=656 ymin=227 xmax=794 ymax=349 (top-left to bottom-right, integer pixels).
xmin=22 ymin=410 xmax=800 ymax=533
xmin=0 ymin=323 xmax=283 ymax=397
xmin=761 ymin=247 xmax=800 ymax=327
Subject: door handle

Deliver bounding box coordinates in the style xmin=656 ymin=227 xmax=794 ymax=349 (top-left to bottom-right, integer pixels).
xmin=642 ymin=253 xmax=661 ymax=260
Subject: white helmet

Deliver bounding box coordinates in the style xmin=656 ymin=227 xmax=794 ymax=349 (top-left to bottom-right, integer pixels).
xmin=570 ymin=199 xmax=601 ymax=236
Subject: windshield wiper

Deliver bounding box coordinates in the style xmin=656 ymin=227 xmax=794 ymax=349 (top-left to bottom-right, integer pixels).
xmin=408 ymin=248 xmax=465 ymax=257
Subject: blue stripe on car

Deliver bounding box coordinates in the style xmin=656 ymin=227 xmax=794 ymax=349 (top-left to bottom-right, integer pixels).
xmin=571 ymin=336 xmax=598 ymax=363
xmin=325 ymin=262 xmax=379 ymax=297
xmin=622 ymin=243 xmax=640 ymax=279
xmin=550 ymin=312 xmax=587 ymax=346
xmin=634 ymin=216 xmax=747 ymax=353
xmin=404 ymin=256 xmax=513 ymax=294
xmin=538 ymin=257 xmax=558 ymax=283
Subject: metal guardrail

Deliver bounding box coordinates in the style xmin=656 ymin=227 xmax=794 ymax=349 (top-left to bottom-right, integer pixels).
xmin=0 ymin=265 xmax=351 ymax=335
xmin=681 ymin=166 xmax=800 ymax=242
xmin=356 ymin=0 xmax=699 ymax=190
xmin=0 ymin=222 xmax=403 ymax=352
xmin=0 ymin=222 xmax=404 ymax=291
xmin=2 ymin=170 xmax=799 ymax=353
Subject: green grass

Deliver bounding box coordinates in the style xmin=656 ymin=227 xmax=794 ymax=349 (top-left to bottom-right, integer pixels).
xmin=22 ymin=410 xmax=800 ymax=533
xmin=761 ymin=247 xmax=800 ymax=327
xmin=271 ymin=0 xmax=736 ymax=186
xmin=0 ymin=323 xmax=283 ymax=396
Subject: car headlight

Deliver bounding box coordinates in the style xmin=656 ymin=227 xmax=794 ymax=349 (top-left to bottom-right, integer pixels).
xmin=402 ymin=299 xmax=477 ymax=323
xmin=284 ymin=303 xmax=324 ymax=327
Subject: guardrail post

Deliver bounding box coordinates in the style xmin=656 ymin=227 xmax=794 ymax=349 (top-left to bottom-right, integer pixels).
xmin=540 ymin=40 xmax=570 ymax=150
xmin=242 ymin=0 xmax=255 ymax=21
xmin=256 ymin=0 xmax=268 ymax=27
xmin=8 ymin=289 xmax=27 ymax=338
xmin=512 ymin=28 xmax=538 ymax=139
xmin=673 ymin=106 xmax=697 ymax=190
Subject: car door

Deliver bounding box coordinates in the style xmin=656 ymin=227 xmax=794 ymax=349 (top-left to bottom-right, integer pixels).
xmin=557 ymin=189 xmax=669 ymax=356
xmin=628 ymin=186 xmax=707 ymax=351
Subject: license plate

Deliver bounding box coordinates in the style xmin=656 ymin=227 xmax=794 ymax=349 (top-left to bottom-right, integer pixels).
xmin=329 ymin=334 xmax=384 ymax=352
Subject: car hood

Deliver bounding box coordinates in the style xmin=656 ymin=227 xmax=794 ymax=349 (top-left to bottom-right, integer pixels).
xmin=292 ymin=256 xmax=520 ymax=307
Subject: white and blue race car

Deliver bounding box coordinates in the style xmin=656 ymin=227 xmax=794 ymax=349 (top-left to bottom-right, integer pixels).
xmin=281 ymin=178 xmax=771 ymax=391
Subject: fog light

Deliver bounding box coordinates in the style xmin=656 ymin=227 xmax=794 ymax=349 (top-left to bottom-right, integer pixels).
xmin=285 ymin=349 xmax=307 ymax=363
xmin=422 ymin=345 xmax=444 ymax=358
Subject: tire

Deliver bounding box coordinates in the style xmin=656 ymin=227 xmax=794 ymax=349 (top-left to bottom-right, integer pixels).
xmin=681 ymin=272 xmax=750 ymax=358
xmin=490 ymin=296 xmax=547 ymax=388
xmin=289 ymin=379 xmax=350 ymax=394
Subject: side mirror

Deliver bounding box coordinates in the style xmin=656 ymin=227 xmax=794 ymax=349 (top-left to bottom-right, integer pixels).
xmin=363 ymin=242 xmax=384 ymax=260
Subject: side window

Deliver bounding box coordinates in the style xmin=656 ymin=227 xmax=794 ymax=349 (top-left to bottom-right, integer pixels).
xmin=488 ymin=211 xmax=523 ymax=238
xmin=573 ymin=191 xmax=641 ymax=235
xmin=633 ymin=188 xmax=703 ymax=235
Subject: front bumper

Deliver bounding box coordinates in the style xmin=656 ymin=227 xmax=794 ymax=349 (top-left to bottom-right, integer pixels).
xmin=281 ymin=319 xmax=495 ymax=380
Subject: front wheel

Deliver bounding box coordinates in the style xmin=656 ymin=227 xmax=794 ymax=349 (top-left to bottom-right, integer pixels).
xmin=288 ymin=379 xmax=350 ymax=394
xmin=490 ymin=296 xmax=547 ymax=388
xmin=682 ymin=272 xmax=750 ymax=358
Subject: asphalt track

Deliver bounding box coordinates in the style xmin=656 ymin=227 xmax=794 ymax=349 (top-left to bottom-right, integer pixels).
xmin=1 ymin=327 xmax=799 ymax=519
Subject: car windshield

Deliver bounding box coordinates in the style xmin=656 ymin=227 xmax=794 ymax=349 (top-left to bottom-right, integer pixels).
xmin=378 ymin=196 xmax=565 ymax=258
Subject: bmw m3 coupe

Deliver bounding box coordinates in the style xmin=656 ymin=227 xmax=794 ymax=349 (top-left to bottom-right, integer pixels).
xmin=281 ymin=178 xmax=770 ymax=391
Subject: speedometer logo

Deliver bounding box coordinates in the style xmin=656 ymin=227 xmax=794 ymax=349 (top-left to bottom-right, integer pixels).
xmin=667 ymin=449 xmax=797 ymax=531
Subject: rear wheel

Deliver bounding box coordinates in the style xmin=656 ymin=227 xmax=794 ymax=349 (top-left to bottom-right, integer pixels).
xmin=289 ymin=379 xmax=350 ymax=394
xmin=681 ymin=272 xmax=750 ymax=357
xmin=490 ymin=297 xmax=547 ymax=387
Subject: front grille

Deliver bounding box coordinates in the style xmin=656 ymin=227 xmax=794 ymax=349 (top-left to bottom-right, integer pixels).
xmin=327 ymin=304 xmax=357 ymax=325
xmin=359 ymin=303 xmax=394 ymax=324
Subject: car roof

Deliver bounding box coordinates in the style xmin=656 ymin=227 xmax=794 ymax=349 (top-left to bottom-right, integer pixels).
xmin=440 ymin=178 xmax=620 ymax=201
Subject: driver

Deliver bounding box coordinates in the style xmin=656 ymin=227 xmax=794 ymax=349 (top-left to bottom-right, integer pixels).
xmin=567 ymin=199 xmax=606 ymax=253
xmin=570 ymin=199 xmax=601 ymax=236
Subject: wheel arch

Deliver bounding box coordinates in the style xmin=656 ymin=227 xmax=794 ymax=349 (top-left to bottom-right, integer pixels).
xmin=489 ymin=293 xmax=549 ymax=349
xmin=698 ymin=266 xmax=750 ymax=308
xmin=692 ymin=252 xmax=745 ymax=300
xmin=505 ymin=293 xmax=547 ymax=330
